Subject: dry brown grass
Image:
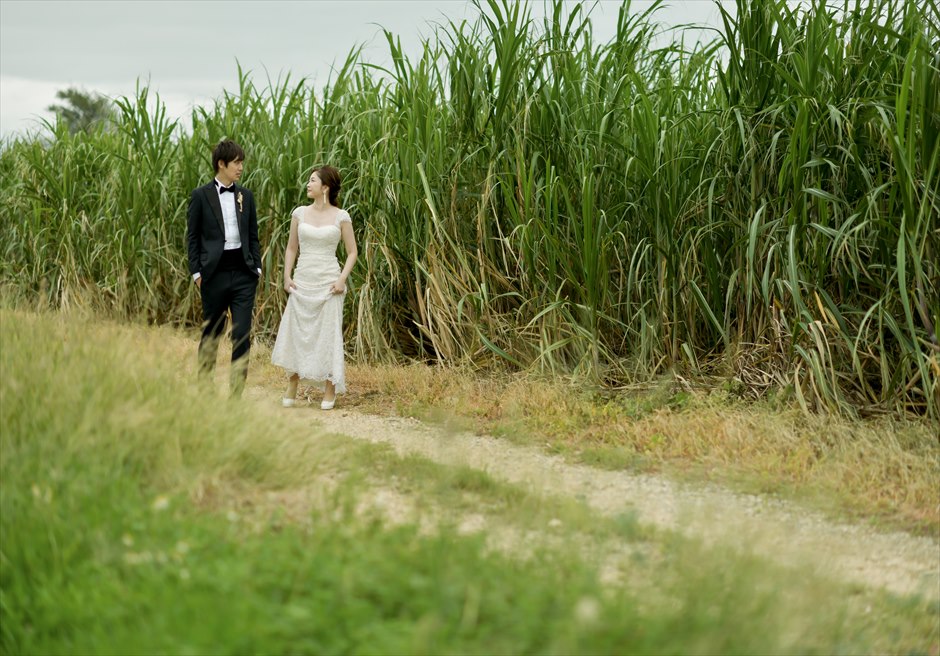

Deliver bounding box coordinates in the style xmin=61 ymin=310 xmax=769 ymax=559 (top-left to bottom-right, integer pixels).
xmin=338 ymin=363 xmax=940 ymax=536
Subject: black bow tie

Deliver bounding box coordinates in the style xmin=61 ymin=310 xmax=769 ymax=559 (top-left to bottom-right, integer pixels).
xmin=219 ymin=185 xmax=236 ymax=194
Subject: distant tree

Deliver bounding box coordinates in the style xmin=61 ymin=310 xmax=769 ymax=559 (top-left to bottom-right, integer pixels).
xmin=47 ymin=87 xmax=116 ymax=134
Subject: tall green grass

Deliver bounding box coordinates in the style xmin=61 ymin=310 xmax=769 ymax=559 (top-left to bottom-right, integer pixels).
xmin=3 ymin=309 xmax=938 ymax=654
xmin=1 ymin=0 xmax=937 ymax=418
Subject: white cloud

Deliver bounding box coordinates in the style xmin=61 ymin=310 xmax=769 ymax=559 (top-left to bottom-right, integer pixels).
xmin=0 ymin=76 xmax=63 ymax=138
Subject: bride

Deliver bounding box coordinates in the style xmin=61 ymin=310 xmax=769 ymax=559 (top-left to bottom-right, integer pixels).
xmin=271 ymin=165 xmax=358 ymax=409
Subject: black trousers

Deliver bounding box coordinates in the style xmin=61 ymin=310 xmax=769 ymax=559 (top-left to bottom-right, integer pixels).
xmin=198 ymin=252 xmax=259 ymax=395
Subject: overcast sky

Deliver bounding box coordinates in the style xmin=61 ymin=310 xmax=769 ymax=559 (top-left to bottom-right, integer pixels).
xmin=0 ymin=0 xmax=734 ymax=139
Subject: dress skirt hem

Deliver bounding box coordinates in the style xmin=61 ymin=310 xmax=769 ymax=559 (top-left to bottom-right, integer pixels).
xmin=270 ymin=364 xmax=347 ymax=395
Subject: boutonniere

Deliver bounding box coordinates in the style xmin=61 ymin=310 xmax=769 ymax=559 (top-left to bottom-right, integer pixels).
xmin=237 ymin=192 xmax=244 ymax=212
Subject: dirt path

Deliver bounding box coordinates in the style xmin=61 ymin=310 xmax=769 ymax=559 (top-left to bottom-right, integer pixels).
xmin=245 ymin=387 xmax=939 ymax=601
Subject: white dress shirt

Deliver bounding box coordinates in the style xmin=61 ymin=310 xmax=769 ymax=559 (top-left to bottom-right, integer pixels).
xmin=216 ymin=178 xmax=243 ymax=251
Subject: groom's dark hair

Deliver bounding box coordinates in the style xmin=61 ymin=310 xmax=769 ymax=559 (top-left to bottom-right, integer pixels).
xmin=212 ymin=139 xmax=245 ymax=173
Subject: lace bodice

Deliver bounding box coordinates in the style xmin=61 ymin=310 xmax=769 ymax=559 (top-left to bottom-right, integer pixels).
xmin=294 ymin=207 xmax=351 ymax=261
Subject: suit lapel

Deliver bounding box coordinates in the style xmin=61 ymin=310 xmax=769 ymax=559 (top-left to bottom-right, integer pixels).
xmin=202 ymin=183 xmax=224 ymax=232
xmin=234 ymin=184 xmax=246 ymax=240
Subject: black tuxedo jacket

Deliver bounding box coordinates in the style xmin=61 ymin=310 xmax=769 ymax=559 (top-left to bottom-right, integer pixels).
xmin=187 ymin=181 xmax=261 ymax=281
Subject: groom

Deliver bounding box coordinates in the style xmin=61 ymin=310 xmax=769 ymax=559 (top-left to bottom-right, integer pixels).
xmin=187 ymin=139 xmax=262 ymax=396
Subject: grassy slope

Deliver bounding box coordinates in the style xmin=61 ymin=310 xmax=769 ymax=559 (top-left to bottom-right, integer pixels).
xmin=1 ymin=310 xmax=938 ymax=654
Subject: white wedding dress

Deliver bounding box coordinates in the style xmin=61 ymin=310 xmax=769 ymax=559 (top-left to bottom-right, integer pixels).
xmin=271 ymin=207 xmax=351 ymax=393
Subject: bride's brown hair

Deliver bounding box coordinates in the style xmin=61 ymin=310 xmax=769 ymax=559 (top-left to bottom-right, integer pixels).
xmin=315 ymin=165 xmax=342 ymax=207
